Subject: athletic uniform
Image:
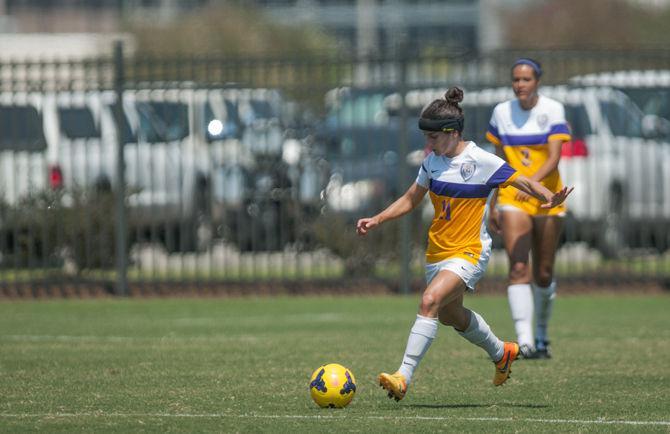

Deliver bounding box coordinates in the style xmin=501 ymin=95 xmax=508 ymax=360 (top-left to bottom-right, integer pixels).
xmin=486 ymin=95 xmax=570 ymax=216
xmin=416 ymin=141 xmax=519 ymax=289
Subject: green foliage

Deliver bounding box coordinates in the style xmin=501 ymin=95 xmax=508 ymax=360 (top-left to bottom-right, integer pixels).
xmin=128 ymin=3 xmax=339 ymax=58
xmin=311 ymin=212 xmax=400 ymax=277
xmin=504 ymin=0 xmax=670 ymax=49
xmin=0 ymin=189 xmax=122 ymax=271
xmin=311 ymin=210 xmax=428 ymax=277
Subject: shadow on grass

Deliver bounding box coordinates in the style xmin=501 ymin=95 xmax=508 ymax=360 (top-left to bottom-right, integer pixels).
xmin=408 ymin=403 xmax=549 ymax=409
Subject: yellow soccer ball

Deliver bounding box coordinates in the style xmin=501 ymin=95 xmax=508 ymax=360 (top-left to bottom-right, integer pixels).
xmin=309 ymin=363 xmax=357 ymax=408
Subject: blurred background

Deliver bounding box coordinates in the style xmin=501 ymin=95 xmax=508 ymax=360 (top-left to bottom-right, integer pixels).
xmin=0 ymin=0 xmax=668 ymax=296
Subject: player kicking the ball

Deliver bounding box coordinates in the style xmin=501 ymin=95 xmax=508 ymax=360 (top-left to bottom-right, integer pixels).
xmin=356 ymin=87 xmax=572 ymax=401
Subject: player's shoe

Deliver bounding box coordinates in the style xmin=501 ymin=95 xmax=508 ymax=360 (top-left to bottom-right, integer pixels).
xmin=521 ymin=340 xmax=552 ymax=359
xmin=519 ymin=343 xmax=536 ymax=359
xmin=378 ymin=371 xmax=407 ymax=401
xmin=493 ymin=342 xmax=519 ymax=386
xmin=534 ymin=340 xmax=552 ymax=359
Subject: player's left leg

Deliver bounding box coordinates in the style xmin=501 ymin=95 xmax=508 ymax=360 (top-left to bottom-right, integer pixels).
xmin=438 ymin=296 xmax=518 ymax=386
xmin=531 ymin=215 xmax=564 ymax=358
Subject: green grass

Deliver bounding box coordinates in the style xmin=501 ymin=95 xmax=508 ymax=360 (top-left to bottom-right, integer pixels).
xmin=0 ymin=294 xmax=669 ymax=433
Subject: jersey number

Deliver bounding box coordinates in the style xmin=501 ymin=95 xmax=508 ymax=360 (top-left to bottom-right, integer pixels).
xmin=440 ymin=200 xmax=452 ymax=221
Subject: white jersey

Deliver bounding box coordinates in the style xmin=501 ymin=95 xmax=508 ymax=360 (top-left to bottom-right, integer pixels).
xmin=486 ymin=94 xmax=570 ymax=215
xmin=416 ymin=141 xmax=518 ymax=265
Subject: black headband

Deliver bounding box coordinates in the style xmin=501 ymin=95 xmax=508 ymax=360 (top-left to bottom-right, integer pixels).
xmin=418 ymin=117 xmax=464 ymax=133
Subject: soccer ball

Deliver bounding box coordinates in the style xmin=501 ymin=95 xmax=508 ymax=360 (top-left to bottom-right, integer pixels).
xmin=309 ymin=363 xmax=357 ymax=408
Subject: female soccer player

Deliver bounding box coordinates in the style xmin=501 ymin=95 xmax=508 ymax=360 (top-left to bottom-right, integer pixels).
xmin=356 ymin=87 xmax=572 ymax=401
xmin=487 ymin=58 xmax=572 ymax=359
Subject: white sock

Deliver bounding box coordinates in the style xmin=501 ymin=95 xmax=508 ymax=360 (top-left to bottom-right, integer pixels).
xmin=533 ymin=280 xmax=556 ymax=346
xmin=457 ymin=310 xmax=504 ymax=362
xmin=397 ymin=315 xmax=438 ymax=385
xmin=508 ymin=283 xmax=535 ymax=350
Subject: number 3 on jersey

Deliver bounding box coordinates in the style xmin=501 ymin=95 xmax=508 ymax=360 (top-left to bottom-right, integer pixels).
xmin=440 ymin=200 xmax=452 ymax=221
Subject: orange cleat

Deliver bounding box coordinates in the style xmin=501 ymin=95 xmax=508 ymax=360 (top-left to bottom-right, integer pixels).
xmin=493 ymin=342 xmax=519 ymax=386
xmin=378 ymin=371 xmax=407 ymax=401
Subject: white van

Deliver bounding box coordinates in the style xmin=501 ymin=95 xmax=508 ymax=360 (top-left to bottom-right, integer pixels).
xmin=386 ymin=85 xmax=670 ymax=256
xmin=0 ymin=92 xmax=49 ymax=206
xmin=569 ymin=70 xmax=670 ymax=139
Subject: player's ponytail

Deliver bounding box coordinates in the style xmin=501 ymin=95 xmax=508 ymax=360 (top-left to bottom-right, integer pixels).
xmin=419 ymin=86 xmax=465 ymax=133
xmin=444 ymin=87 xmax=464 ymax=107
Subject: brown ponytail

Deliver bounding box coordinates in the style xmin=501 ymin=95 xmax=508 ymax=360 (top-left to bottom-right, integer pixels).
xmin=421 ymin=86 xmax=464 ymax=120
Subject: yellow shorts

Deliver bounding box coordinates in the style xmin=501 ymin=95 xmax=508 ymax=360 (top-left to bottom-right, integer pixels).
xmin=497 ymin=187 xmax=566 ymax=217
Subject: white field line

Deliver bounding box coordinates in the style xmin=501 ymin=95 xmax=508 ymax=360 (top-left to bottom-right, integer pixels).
xmin=0 ymin=334 xmax=261 ymax=343
xmin=0 ymin=413 xmax=668 ymax=426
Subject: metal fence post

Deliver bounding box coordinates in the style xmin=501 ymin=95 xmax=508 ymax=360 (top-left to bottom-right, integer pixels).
xmin=398 ymin=49 xmax=411 ymax=295
xmin=113 ymin=40 xmax=128 ymax=296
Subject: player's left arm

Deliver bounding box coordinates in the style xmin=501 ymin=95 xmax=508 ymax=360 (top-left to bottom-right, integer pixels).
xmin=530 ymin=138 xmax=562 ymax=182
xmin=510 ymin=175 xmax=573 ymax=209
xmin=532 ymin=104 xmax=571 ymax=182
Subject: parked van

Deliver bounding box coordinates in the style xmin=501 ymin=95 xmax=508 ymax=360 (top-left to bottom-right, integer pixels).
xmin=570 ymin=70 xmax=670 ymax=139
xmin=0 ymin=92 xmax=49 ymax=206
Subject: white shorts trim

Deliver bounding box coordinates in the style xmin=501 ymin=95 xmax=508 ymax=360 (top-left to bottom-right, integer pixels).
xmin=425 ymin=257 xmax=486 ymax=292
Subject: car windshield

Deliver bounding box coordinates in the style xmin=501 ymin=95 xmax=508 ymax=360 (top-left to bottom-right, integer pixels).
xmin=619 ymin=88 xmax=670 ymax=120
xmin=564 ymin=104 xmax=592 ymax=139
xmin=136 ymin=101 xmax=189 ymax=143
xmin=0 ymin=106 xmax=47 ymax=151
xmin=327 ymin=93 xmax=388 ymax=128
xmin=599 ymin=100 xmax=643 ymax=138
xmin=58 ymin=107 xmax=100 ymax=139
xmin=205 ymin=99 xmax=240 ymax=142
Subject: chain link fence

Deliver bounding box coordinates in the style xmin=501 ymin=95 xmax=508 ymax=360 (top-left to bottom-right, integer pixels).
xmin=0 ymin=45 xmax=668 ymax=296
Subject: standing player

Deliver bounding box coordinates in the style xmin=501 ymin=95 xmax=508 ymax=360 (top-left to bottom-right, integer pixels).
xmin=356 ymin=87 xmax=572 ymax=401
xmin=486 ymin=58 xmax=572 ymax=359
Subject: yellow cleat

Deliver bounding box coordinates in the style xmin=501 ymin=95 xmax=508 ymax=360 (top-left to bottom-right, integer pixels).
xmin=493 ymin=342 xmax=519 ymax=386
xmin=378 ymin=371 xmax=407 ymax=401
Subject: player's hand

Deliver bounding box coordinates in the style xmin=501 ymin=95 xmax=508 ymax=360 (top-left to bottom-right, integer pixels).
xmin=356 ymin=217 xmax=380 ymax=236
xmin=540 ymin=186 xmax=574 ymax=209
xmin=515 ymin=190 xmax=532 ymax=202
xmin=487 ymin=207 xmax=501 ymax=235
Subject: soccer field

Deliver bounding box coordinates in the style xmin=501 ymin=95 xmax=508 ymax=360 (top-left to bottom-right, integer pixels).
xmin=0 ymin=293 xmax=669 ymax=433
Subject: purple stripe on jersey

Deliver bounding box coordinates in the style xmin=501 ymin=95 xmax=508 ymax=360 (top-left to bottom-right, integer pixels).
xmin=421 ymin=163 xmax=428 ymax=173
xmin=549 ymin=123 xmax=570 ymax=135
xmin=486 ymin=163 xmax=516 ymax=187
xmin=500 ymin=133 xmax=548 ymax=146
xmin=429 ymin=179 xmax=493 ymax=198
xmin=487 ymin=123 xmax=499 ymax=138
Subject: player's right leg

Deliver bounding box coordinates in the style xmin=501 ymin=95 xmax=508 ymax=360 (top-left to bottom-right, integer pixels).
xmin=380 ymin=270 xmax=465 ymax=401
xmin=531 ymin=215 xmax=563 ymax=359
xmin=500 ymin=209 xmax=535 ymax=357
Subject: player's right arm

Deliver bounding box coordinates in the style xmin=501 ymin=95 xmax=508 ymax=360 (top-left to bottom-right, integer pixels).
xmin=356 ymin=182 xmax=428 ymax=236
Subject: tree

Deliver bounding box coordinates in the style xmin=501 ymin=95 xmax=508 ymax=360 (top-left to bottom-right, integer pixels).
xmin=503 ymin=0 xmax=670 ymax=49
xmin=127 ymin=2 xmax=338 ymax=57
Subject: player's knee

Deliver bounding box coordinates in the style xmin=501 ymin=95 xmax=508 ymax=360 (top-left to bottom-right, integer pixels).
xmin=419 ymin=292 xmax=439 ymax=316
xmin=535 ymin=270 xmax=553 ymax=288
xmin=509 ymin=262 xmax=529 ymax=281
